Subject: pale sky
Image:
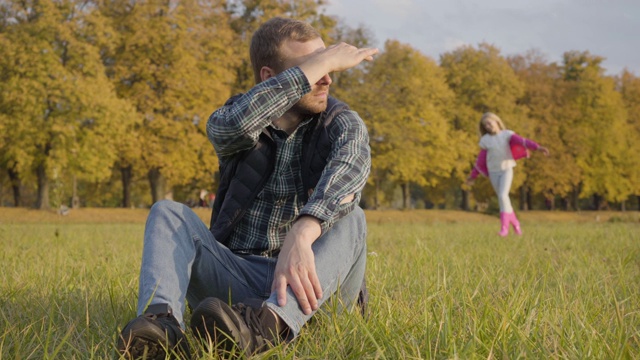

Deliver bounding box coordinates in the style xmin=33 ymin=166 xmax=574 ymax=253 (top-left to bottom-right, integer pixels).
xmin=324 ymin=0 xmax=640 ymax=76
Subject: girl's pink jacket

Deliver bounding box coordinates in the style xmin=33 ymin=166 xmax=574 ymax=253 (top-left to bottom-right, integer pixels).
xmin=469 ymin=133 xmax=540 ymax=179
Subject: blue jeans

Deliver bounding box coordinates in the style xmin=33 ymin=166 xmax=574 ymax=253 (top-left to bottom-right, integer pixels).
xmin=136 ymin=200 xmax=367 ymax=337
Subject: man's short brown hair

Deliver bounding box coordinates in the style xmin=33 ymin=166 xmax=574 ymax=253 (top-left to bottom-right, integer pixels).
xmin=250 ymin=17 xmax=321 ymax=84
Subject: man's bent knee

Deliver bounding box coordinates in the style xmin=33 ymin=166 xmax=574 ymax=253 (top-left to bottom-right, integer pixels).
xmin=150 ymin=199 xmax=185 ymax=215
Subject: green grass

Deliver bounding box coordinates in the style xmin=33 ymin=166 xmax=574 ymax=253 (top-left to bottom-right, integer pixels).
xmin=1 ymin=213 xmax=639 ymax=359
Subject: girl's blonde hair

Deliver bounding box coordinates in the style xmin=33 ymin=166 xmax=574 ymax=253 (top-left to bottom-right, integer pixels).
xmin=479 ymin=112 xmax=506 ymax=136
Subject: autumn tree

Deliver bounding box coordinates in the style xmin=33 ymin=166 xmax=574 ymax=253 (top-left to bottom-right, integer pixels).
xmin=0 ymin=0 xmax=135 ymax=209
xmin=559 ymin=51 xmax=635 ymax=209
xmin=440 ymin=43 xmax=525 ymax=210
xmin=355 ymin=40 xmax=458 ymax=209
xmin=618 ymin=70 xmax=640 ymax=210
xmin=325 ymin=22 xmax=382 ymax=207
xmin=508 ymin=51 xmax=577 ymax=210
xmin=98 ymin=0 xmax=237 ymax=204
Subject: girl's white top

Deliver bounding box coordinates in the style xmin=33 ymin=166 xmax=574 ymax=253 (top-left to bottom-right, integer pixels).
xmin=479 ymin=130 xmax=516 ymax=172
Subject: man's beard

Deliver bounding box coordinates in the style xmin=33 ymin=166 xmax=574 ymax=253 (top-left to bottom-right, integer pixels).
xmin=292 ymin=87 xmax=329 ymax=116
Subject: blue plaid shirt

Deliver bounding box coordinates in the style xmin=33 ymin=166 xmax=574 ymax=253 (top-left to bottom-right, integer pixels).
xmin=207 ymin=67 xmax=371 ymax=254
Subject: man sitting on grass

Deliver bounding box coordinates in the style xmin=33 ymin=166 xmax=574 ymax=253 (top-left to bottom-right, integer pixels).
xmin=117 ymin=16 xmax=378 ymax=359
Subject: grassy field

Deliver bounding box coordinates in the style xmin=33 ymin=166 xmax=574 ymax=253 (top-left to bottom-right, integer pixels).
xmin=0 ymin=208 xmax=639 ymax=359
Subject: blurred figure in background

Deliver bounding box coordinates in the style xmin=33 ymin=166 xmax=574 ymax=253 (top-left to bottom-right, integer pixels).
xmin=466 ymin=112 xmax=549 ymax=236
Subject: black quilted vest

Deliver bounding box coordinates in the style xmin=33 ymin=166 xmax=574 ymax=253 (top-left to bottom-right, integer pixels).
xmin=209 ymin=96 xmax=349 ymax=246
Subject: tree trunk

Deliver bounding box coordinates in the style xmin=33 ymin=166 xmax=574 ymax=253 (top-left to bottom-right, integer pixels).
xmin=71 ymin=174 xmax=80 ymax=209
xmin=461 ymin=189 xmax=469 ymax=211
xmin=401 ymin=182 xmax=410 ymax=209
xmin=545 ymin=195 xmax=555 ymax=210
xmin=36 ymin=163 xmax=50 ymax=210
xmin=148 ymin=168 xmax=167 ymax=204
xmin=519 ymin=186 xmax=527 ymax=211
xmin=593 ymin=193 xmax=606 ymax=210
xmin=572 ymin=187 xmax=580 ymax=211
xmin=526 ymin=188 xmax=533 ymax=211
xmin=373 ymin=173 xmax=380 ymax=210
xmin=7 ymin=167 xmax=21 ymax=207
xmin=121 ymin=165 xmax=133 ymax=208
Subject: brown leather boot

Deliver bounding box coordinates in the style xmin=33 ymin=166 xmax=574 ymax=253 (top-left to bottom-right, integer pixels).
xmin=191 ymin=297 xmax=288 ymax=355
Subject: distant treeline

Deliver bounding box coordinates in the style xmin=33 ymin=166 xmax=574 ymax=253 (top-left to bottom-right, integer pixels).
xmin=1 ymin=0 xmax=639 ymax=211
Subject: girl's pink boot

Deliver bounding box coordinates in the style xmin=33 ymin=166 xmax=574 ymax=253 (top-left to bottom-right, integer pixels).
xmin=510 ymin=212 xmax=522 ymax=235
xmin=498 ymin=212 xmax=509 ymax=237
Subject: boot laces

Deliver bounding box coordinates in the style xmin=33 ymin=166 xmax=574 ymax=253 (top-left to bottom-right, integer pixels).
xmin=233 ymin=303 xmax=276 ymax=343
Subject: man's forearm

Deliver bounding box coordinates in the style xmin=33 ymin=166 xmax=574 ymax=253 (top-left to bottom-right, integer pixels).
xmin=290 ymin=215 xmax=322 ymax=246
xmin=297 ymin=43 xmax=379 ymax=84
xmin=207 ymin=68 xmax=311 ymax=158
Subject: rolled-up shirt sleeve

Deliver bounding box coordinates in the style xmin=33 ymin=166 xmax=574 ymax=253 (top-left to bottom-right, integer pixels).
xmin=300 ymin=110 xmax=371 ymax=232
xmin=206 ymin=67 xmax=311 ymax=159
